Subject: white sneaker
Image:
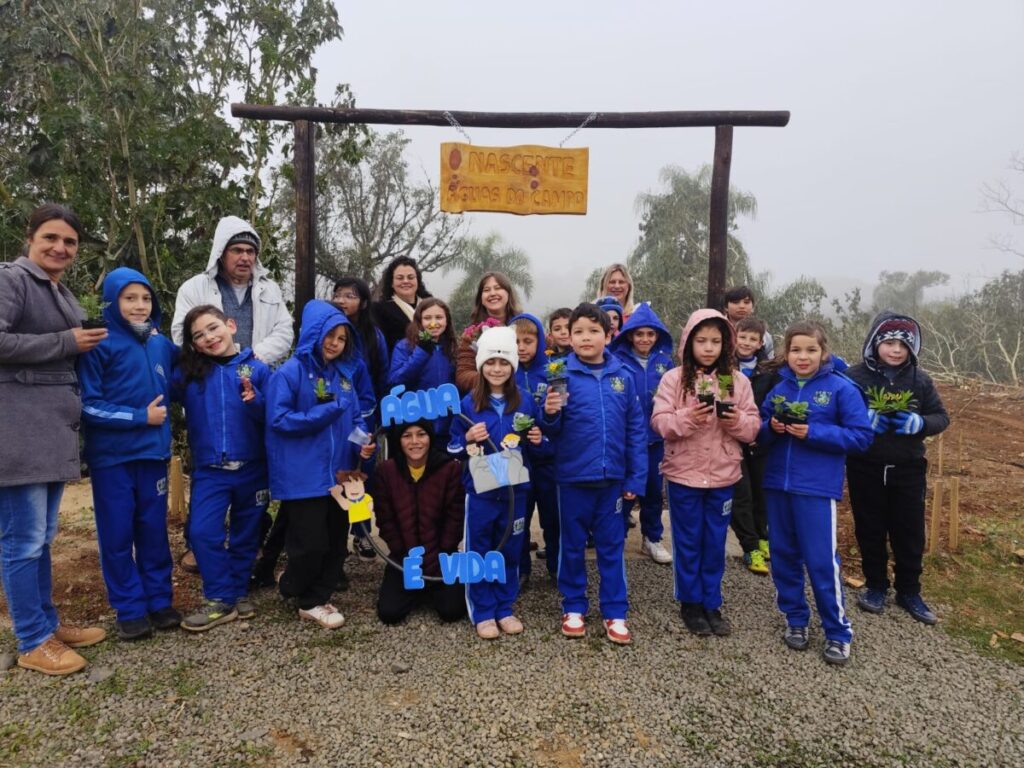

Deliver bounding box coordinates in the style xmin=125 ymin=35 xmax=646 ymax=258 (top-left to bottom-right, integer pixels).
xmin=298 ymin=604 xmax=345 ymax=629
xmin=641 ymin=536 xmax=672 ymax=564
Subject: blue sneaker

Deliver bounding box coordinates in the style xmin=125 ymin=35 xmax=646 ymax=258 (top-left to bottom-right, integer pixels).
xmin=822 ymin=639 xmax=851 ymax=666
xmin=857 ymin=588 xmax=887 ymax=614
xmin=895 ymin=593 xmax=937 ymax=625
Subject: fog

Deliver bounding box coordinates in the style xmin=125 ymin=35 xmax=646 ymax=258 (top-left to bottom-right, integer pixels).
xmin=311 ymin=1 xmax=1024 ymax=311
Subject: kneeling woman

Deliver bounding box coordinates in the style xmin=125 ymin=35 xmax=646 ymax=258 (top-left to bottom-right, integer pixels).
xmin=374 ymin=420 xmax=466 ymax=624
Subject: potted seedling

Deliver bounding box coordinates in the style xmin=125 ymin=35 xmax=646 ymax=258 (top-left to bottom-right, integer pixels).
xmin=696 ymin=378 xmax=716 ymax=408
xmin=512 ymin=412 xmax=535 ymax=433
xmin=78 ymin=293 xmax=109 ymax=330
xmin=772 ymin=395 xmax=809 ymax=425
xmin=865 ymin=386 xmax=916 ymax=414
xmin=313 ymin=377 xmax=334 ymax=403
xmin=237 ymin=364 xmax=254 ymax=398
xmin=546 ymin=358 xmax=569 ymax=396
xmin=715 ymin=373 xmax=735 ymax=418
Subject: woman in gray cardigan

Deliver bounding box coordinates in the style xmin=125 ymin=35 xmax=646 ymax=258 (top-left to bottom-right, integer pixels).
xmin=0 ymin=204 xmax=108 ymax=676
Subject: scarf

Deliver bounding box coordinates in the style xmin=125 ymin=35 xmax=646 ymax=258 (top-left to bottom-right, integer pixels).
xmin=392 ymin=295 xmax=416 ymax=322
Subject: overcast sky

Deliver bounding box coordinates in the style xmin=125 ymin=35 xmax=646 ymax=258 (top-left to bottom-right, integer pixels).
xmin=311 ymin=1 xmax=1024 ymax=312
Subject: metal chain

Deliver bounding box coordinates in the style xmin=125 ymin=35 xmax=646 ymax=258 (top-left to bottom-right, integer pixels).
xmin=443 ymin=111 xmax=472 ymax=144
xmin=559 ymin=112 xmax=598 ymax=147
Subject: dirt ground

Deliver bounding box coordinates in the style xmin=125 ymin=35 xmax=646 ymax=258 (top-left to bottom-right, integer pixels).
xmin=3 ymin=381 xmax=1023 ymax=646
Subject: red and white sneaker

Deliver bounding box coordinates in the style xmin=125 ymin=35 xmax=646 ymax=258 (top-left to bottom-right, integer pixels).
xmin=604 ymin=618 xmax=632 ymax=645
xmin=561 ymin=612 xmax=586 ymax=638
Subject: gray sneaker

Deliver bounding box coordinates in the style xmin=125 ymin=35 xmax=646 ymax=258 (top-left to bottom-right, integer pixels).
xmin=783 ymin=625 xmax=809 ymax=651
xmin=235 ymin=597 xmax=256 ymax=620
xmin=822 ymin=639 xmax=851 ymax=665
xmin=181 ymin=601 xmax=238 ymax=632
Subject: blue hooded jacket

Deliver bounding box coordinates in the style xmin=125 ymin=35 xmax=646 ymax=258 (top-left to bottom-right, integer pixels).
xmin=509 ymin=313 xmax=550 ymax=406
xmin=265 ymin=301 xmax=370 ymax=500
xmin=610 ymin=302 xmax=675 ymax=445
xmin=78 ymin=268 xmax=178 ymax=470
xmin=757 ymin=358 xmax=873 ymax=499
xmin=538 ymin=352 xmax=647 ymax=495
xmin=387 ymin=333 xmax=456 ymax=438
xmin=174 ymin=348 xmax=271 ymax=467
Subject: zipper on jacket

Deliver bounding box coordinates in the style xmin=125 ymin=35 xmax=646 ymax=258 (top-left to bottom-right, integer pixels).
xmin=219 ymin=364 xmax=228 ymax=464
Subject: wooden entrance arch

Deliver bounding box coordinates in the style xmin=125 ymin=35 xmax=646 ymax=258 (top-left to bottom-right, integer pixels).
xmin=230 ymin=105 xmax=789 ymax=324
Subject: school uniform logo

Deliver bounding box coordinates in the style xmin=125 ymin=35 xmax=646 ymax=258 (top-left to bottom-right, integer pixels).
xmin=722 ymin=499 xmax=732 ymax=516
xmin=156 ymin=477 xmax=168 ymax=496
xmin=610 ymin=377 xmax=626 ymax=393
xmin=614 ymin=496 xmax=623 ymax=514
xmin=655 ymin=363 xmax=668 ymax=375
xmin=340 ymin=377 xmax=352 ymax=392
xmin=154 ymin=364 xmax=166 ymax=379
xmin=534 ymin=382 xmax=548 ymax=402
xmin=255 ymin=489 xmax=270 ymax=506
xmin=513 ymin=517 xmax=525 ymax=535
xmin=813 ymin=390 xmax=832 ymax=406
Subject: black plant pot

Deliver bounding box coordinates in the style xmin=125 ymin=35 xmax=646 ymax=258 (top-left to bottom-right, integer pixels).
xmin=697 ymin=394 xmax=716 ymax=408
xmin=316 ymin=393 xmax=336 ymax=404
xmin=776 ymin=412 xmax=807 ymax=426
xmin=81 ymin=318 xmax=107 ymax=330
xmin=715 ymin=401 xmax=735 ymax=418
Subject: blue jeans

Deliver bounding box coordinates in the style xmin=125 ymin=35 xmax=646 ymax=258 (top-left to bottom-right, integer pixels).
xmin=0 ymin=483 xmax=63 ymax=653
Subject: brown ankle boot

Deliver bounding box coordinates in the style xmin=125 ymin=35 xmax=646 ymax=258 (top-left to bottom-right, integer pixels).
xmin=17 ymin=637 xmax=87 ymax=676
xmin=54 ymin=624 xmax=107 ymax=648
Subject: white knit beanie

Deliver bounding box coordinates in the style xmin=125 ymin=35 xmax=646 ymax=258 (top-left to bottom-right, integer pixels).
xmin=475 ymin=325 xmax=519 ymax=372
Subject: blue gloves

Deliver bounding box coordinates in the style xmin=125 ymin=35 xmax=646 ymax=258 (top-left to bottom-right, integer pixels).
xmin=868 ymin=409 xmax=891 ymax=435
xmin=891 ymin=411 xmax=924 ymax=435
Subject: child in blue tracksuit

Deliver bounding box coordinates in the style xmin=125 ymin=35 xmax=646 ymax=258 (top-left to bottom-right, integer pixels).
xmin=448 ymin=326 xmax=545 ymax=640
xmin=610 ymin=302 xmax=675 ymax=560
xmin=541 ymin=303 xmax=647 ymax=645
xmin=758 ymin=321 xmax=873 ymax=666
xmin=265 ymin=300 xmax=373 ymax=629
xmin=78 ymin=268 xmax=180 ymax=641
xmin=174 ymin=305 xmax=271 ymax=631
xmin=510 ymin=313 xmax=558 ymax=582
xmin=388 ymin=297 xmax=458 ymax=444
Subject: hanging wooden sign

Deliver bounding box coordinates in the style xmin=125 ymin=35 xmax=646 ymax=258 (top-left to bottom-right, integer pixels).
xmin=440 ymin=142 xmax=588 ymax=215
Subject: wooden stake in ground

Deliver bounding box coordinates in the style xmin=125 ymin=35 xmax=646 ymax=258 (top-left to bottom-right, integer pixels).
xmin=936 ymin=433 xmax=944 ymax=478
xmin=168 ymin=456 xmax=186 ymax=524
xmin=957 ymin=430 xmax=963 ymax=473
xmin=948 ymin=476 xmax=960 ymax=552
xmin=929 ymin=478 xmax=944 ymax=554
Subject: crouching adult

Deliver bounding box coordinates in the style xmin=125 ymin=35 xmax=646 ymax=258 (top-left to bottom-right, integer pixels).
xmin=374 ymin=419 xmax=466 ymax=624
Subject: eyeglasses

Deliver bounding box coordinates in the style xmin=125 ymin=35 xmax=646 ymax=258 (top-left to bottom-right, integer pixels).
xmin=226 ymin=246 xmax=256 ymax=257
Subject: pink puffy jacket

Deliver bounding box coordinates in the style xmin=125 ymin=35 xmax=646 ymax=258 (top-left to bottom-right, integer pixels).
xmin=651 ymin=308 xmax=760 ymax=489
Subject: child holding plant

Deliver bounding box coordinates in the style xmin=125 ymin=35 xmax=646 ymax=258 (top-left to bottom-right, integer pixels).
xmin=78 ymin=268 xmax=181 ymax=641
xmin=610 ymin=302 xmax=676 ymax=563
xmin=265 ymin=300 xmax=375 ymax=630
xmin=757 ymin=321 xmax=873 ymax=665
xmin=651 ymin=309 xmax=760 ymax=637
xmin=387 ymin=298 xmax=457 ymax=443
xmin=845 ymin=312 xmax=949 ymax=624
xmin=448 ymin=326 xmax=545 ymax=640
xmin=174 ymin=305 xmax=271 ymax=631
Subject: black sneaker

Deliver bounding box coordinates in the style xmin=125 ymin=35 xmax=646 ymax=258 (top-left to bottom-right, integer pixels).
xmin=822 ymin=639 xmax=851 ymax=666
xmin=783 ymin=625 xmax=809 ymax=651
xmin=249 ymin=563 xmax=277 ymax=590
xmin=857 ymin=588 xmax=887 ymax=614
xmin=895 ymin=593 xmax=938 ymax=625
xmin=117 ymin=616 xmax=153 ymax=641
xmin=335 ymin=568 xmax=350 ymax=592
xmin=353 ymin=535 xmax=376 ymax=562
xmin=149 ymin=606 xmax=183 ymax=630
xmin=705 ymin=609 xmax=732 ymax=637
xmin=680 ymin=602 xmax=712 ymax=636
xmin=535 ymin=547 xmax=547 ymax=560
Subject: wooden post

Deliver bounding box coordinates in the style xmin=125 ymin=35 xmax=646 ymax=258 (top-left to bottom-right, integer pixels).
xmin=957 ymin=430 xmax=963 ymax=473
xmin=928 ymin=479 xmax=944 ymax=554
xmin=168 ymin=456 xmax=185 ymax=523
xmin=936 ymin=433 xmax=944 ymax=478
xmin=293 ymin=120 xmax=317 ymax=331
xmin=706 ymin=125 xmax=733 ymax=308
xmin=948 ymin=477 xmax=960 ymax=552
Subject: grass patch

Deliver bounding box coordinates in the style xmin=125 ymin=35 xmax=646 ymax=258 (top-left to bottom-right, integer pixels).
xmin=0 ymin=722 xmax=43 ymax=762
xmin=922 ymin=517 xmax=1024 ymax=665
xmin=59 ymin=690 xmax=97 ymax=725
xmin=106 ymin=738 xmax=152 ymax=768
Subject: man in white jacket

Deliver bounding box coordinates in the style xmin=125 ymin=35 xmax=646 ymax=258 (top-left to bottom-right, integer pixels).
xmin=171 ymin=216 xmax=293 ymax=365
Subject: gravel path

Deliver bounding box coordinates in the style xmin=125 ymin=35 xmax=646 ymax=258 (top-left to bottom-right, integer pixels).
xmin=2 ymin=549 xmax=1023 ymax=767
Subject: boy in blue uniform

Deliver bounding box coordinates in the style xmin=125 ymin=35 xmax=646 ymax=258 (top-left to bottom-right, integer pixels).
xmin=541 ymin=303 xmax=647 ymax=645
xmin=79 ymin=268 xmax=181 ymax=641
xmin=610 ymin=302 xmax=674 ymax=564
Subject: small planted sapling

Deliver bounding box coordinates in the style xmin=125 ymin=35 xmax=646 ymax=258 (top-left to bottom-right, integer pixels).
xmin=696 ymin=378 xmax=715 ymax=408
xmin=313 ymin=377 xmax=334 ymax=403
xmin=865 ymin=386 xmax=916 ymax=414
xmin=772 ymin=394 xmax=809 ymax=425
xmin=511 ymin=412 xmax=535 ymax=433
xmin=546 ymin=358 xmax=568 ymax=395
xmin=78 ymin=293 xmax=109 ymax=329
xmin=715 ymin=374 xmax=735 ymax=418
xmin=237 ymin=364 xmax=254 ymax=398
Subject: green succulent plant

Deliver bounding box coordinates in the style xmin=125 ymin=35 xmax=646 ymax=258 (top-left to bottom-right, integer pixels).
xmin=865 ymin=386 xmax=916 ymax=413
